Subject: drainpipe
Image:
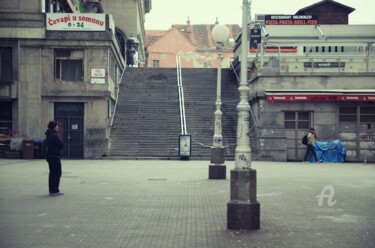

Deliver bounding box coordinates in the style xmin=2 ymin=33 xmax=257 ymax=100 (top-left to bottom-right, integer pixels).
xmin=366 ymin=42 xmax=373 ymax=72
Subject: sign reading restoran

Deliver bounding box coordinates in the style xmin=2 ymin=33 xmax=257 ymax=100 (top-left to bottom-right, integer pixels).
xmin=46 ymin=13 xmax=106 ymax=31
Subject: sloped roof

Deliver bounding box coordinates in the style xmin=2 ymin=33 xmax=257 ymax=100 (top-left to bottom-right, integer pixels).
xmin=145 ymin=30 xmax=169 ymax=46
xmin=295 ymin=0 xmax=355 ymax=14
xmin=146 ymin=23 xmax=241 ymax=49
xmin=173 ymin=24 xmax=241 ymax=48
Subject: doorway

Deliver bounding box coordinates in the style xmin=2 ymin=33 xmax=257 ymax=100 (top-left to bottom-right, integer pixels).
xmin=54 ymin=103 xmax=84 ymax=159
xmin=284 ymin=111 xmax=311 ymax=161
xmin=0 ymin=101 xmax=12 ymax=137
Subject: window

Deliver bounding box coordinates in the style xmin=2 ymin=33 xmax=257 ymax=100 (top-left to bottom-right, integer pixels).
xmin=360 ymin=107 xmax=375 ymax=123
xmin=284 ymin=112 xmax=296 ymax=129
xmin=285 ymin=111 xmax=310 ymax=129
xmin=204 ymin=60 xmax=211 ymax=68
xmin=339 ymin=105 xmax=375 ymax=132
xmin=339 ymin=106 xmax=356 ymax=122
xmin=153 ymin=60 xmax=160 ymax=68
xmin=0 ymin=47 xmax=12 ymax=82
xmin=298 ymin=112 xmax=310 ymax=129
xmin=55 ymin=49 xmax=83 ymax=81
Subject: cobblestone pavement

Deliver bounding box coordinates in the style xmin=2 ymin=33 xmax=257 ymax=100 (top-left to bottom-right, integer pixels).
xmin=0 ymin=159 xmax=374 ymax=248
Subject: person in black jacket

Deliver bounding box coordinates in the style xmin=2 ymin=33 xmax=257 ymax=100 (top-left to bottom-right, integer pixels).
xmin=45 ymin=121 xmax=64 ymax=196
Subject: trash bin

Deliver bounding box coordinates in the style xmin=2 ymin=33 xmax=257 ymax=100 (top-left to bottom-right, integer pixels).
xmin=22 ymin=139 xmax=34 ymax=159
xmin=33 ymin=139 xmax=43 ymax=159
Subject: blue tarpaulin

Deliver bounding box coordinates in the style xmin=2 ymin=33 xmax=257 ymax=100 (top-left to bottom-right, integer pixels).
xmin=311 ymin=139 xmax=346 ymax=163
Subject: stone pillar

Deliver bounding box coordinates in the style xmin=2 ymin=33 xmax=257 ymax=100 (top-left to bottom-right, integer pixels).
xmin=209 ymin=147 xmax=226 ymax=179
xmin=227 ymin=168 xmax=260 ymax=229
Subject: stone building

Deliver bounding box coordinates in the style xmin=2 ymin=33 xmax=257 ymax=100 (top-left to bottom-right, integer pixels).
xmin=0 ymin=0 xmax=151 ymax=158
xmin=234 ymin=0 xmax=375 ymax=162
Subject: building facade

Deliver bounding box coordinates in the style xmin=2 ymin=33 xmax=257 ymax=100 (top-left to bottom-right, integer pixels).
xmin=0 ymin=0 xmax=150 ymax=158
xmin=233 ymin=0 xmax=375 ymax=162
xmin=146 ymin=21 xmax=241 ymax=68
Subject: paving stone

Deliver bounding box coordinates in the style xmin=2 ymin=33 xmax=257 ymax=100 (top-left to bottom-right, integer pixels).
xmin=0 ymin=159 xmax=374 ymax=248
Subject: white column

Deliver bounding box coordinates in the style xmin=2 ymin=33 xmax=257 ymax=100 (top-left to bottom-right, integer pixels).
xmin=213 ymin=50 xmax=223 ymax=147
xmin=234 ymin=0 xmax=252 ymax=169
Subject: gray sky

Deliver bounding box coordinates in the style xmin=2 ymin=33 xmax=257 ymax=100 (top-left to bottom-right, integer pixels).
xmin=145 ymin=0 xmax=375 ymax=30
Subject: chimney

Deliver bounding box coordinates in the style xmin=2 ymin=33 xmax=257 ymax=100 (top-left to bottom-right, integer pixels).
xmin=215 ymin=17 xmax=219 ymax=25
xmin=186 ymin=17 xmax=192 ymax=33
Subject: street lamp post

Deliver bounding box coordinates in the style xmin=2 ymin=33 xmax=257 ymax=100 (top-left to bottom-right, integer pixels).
xmin=209 ymin=24 xmax=230 ymax=180
xmin=227 ymin=0 xmax=260 ymax=230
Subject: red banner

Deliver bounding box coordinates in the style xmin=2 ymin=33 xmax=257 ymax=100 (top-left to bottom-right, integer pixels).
xmin=266 ymin=94 xmax=375 ymax=102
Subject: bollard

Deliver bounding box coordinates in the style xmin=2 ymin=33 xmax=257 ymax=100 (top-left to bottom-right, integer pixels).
xmin=363 ymin=150 xmax=367 ymax=165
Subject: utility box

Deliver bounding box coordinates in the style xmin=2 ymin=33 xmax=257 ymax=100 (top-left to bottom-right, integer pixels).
xmin=179 ymin=134 xmax=191 ymax=159
xmin=22 ymin=139 xmax=34 ymax=159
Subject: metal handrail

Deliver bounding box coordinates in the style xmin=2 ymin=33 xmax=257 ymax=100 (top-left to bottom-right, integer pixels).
xmin=176 ymin=55 xmax=187 ymax=135
xmin=230 ymin=61 xmax=240 ymax=83
xmin=109 ymin=67 xmax=126 ymax=128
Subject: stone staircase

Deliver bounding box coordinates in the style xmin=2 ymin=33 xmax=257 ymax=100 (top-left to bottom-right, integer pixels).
xmin=108 ymin=68 xmax=239 ymax=160
xmin=181 ymin=68 xmax=238 ymax=160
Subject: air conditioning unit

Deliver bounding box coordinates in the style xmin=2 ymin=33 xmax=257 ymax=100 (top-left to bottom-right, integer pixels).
xmin=254 ymin=15 xmax=265 ymax=23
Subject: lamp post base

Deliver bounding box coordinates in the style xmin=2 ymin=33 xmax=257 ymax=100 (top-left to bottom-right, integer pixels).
xmin=227 ymin=168 xmax=260 ymax=230
xmin=209 ymin=147 xmax=226 ymax=179
xmin=227 ymin=201 xmax=260 ymax=230
xmin=208 ymin=164 xmax=226 ymax=179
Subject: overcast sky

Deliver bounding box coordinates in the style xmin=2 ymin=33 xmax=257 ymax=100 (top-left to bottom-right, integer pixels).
xmin=145 ymin=0 xmax=375 ymax=30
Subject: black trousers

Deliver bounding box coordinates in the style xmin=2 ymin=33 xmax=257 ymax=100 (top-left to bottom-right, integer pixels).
xmin=304 ymin=144 xmax=319 ymax=162
xmin=47 ymin=157 xmax=62 ymax=193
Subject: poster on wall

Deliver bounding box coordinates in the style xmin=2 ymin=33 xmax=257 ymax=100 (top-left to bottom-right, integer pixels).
xmin=46 ymin=13 xmax=106 ymax=31
xmin=250 ymin=29 xmax=261 ymax=50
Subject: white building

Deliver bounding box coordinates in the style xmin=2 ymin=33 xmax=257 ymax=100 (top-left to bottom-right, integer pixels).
xmin=233 ymin=0 xmax=375 ymax=162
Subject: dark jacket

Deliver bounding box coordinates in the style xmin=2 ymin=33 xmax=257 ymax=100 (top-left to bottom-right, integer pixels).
xmin=45 ymin=128 xmax=64 ymax=158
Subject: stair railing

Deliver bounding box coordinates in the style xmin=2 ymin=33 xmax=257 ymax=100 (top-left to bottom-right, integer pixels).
xmin=109 ymin=67 xmax=126 ymax=128
xmin=176 ymin=54 xmax=187 ymax=135
xmin=230 ymin=61 xmax=240 ymax=83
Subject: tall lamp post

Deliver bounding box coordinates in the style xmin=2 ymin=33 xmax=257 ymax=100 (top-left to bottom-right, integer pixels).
xmin=227 ymin=0 xmax=260 ymax=230
xmin=209 ymin=24 xmax=230 ymax=180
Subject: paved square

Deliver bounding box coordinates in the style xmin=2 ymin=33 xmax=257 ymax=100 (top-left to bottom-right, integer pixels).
xmin=0 ymin=159 xmax=374 ymax=248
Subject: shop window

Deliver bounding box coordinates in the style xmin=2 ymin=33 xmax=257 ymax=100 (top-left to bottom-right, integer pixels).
xmin=55 ymin=49 xmax=83 ymax=81
xmin=0 ymin=47 xmax=12 ymax=82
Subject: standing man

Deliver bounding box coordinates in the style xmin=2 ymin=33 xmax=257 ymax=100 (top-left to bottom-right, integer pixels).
xmin=303 ymin=128 xmax=322 ymax=163
xmin=45 ymin=121 xmax=64 ymax=196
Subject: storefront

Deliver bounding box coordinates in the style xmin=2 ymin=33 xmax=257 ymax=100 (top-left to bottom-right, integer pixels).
xmin=248 ymin=89 xmax=375 ymax=162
